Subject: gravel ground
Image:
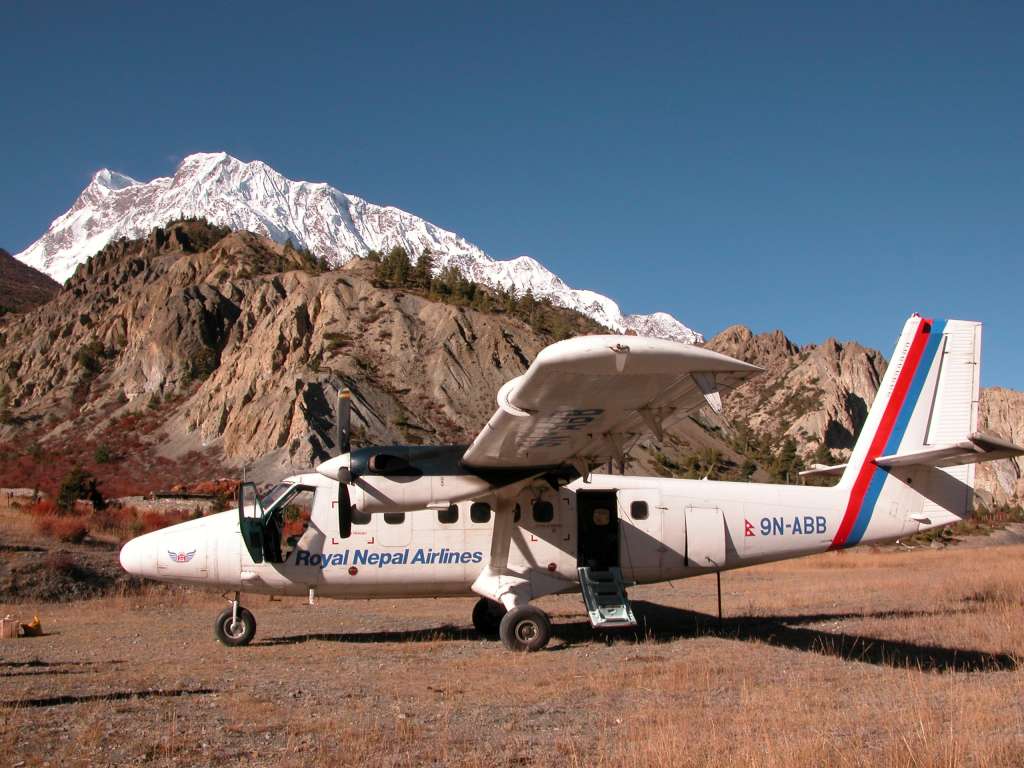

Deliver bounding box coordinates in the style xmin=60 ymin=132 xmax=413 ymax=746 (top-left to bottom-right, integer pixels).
xmin=1 ymin=540 xmax=1023 ymax=767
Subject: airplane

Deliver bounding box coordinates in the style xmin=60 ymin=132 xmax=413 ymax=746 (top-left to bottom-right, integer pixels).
xmin=118 ymin=314 xmax=1023 ymax=651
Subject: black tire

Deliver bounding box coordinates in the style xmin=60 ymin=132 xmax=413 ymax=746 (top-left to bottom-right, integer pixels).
xmin=214 ymin=606 xmax=256 ymax=647
xmin=472 ymin=597 xmax=507 ymax=638
xmin=499 ymin=605 xmax=551 ymax=652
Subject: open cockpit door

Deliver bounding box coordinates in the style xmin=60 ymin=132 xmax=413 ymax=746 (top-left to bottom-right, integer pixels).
xmin=238 ymin=482 xmax=267 ymax=564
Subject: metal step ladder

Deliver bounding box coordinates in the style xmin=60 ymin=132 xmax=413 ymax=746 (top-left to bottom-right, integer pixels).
xmin=578 ymin=566 xmax=637 ymax=629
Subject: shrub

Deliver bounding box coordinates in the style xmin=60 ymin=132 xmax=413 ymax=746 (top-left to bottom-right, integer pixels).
xmin=57 ymin=467 xmax=105 ymax=513
xmin=43 ymin=551 xmax=77 ymax=574
xmin=35 ymin=515 xmax=89 ymax=543
xmin=28 ymin=498 xmax=57 ymax=517
xmin=53 ymin=517 xmax=89 ymax=543
xmin=137 ymin=510 xmax=191 ymax=535
xmin=74 ymin=340 xmax=106 ymax=375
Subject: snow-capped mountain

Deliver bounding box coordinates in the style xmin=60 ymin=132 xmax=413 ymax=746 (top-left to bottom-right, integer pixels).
xmin=15 ymin=152 xmax=702 ymax=342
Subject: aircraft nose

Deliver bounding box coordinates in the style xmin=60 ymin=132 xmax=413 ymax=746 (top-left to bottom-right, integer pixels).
xmin=119 ymin=536 xmax=150 ymax=576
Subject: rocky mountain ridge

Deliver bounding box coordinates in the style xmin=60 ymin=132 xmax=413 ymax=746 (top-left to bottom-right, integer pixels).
xmin=0 ymin=220 xmax=1018 ymax=508
xmin=703 ymin=325 xmax=1023 ymax=507
xmin=0 ymin=248 xmax=60 ymax=314
xmin=14 ymin=152 xmax=701 ymax=343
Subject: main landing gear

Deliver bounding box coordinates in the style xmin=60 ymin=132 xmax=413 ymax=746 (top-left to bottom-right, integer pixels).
xmin=499 ymin=605 xmax=552 ymax=652
xmin=473 ymin=598 xmax=552 ymax=651
xmin=215 ymin=592 xmax=256 ymax=647
xmin=471 ymin=597 xmax=507 ymax=638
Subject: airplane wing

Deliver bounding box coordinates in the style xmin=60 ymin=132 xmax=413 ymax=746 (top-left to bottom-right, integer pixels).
xmin=461 ymin=335 xmax=762 ymax=470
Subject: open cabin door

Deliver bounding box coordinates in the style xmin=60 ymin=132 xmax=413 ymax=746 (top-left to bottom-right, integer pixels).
xmin=238 ymin=482 xmax=267 ymax=564
xmin=684 ymin=506 xmax=726 ymax=569
xmin=576 ymin=490 xmax=637 ymax=629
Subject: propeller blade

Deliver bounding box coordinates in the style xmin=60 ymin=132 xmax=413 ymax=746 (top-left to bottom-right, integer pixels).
xmin=336 ymin=386 xmax=353 ymax=538
xmin=338 ymin=480 xmax=352 ymax=539
xmin=336 ymin=387 xmax=351 ymax=455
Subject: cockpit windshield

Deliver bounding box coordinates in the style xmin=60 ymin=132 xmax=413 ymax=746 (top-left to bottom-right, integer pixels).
xmin=260 ymin=483 xmax=295 ymax=511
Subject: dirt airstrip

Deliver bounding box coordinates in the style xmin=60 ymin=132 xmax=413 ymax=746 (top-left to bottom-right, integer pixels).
xmin=1 ymin=538 xmax=1023 ymax=767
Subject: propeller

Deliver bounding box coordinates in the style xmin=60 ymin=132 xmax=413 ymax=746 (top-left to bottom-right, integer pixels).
xmin=336 ymin=387 xmax=353 ymax=539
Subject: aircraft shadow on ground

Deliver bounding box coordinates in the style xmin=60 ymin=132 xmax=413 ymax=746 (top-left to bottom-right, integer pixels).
xmin=259 ymin=626 xmax=479 ymax=646
xmin=555 ymin=601 xmax=1018 ymax=674
xmin=2 ymin=688 xmax=216 ymax=709
xmin=261 ymin=600 xmax=1017 ymax=673
xmin=0 ymin=659 xmax=125 ymax=669
xmin=0 ymin=669 xmax=89 ymax=678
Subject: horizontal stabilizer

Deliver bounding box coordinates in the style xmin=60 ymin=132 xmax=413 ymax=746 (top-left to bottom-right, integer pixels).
xmin=798 ymin=463 xmax=848 ymax=478
xmin=873 ymin=432 xmax=1024 ymax=469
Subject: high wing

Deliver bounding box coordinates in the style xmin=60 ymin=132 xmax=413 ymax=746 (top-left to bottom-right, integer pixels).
xmin=461 ymin=335 xmax=762 ymax=470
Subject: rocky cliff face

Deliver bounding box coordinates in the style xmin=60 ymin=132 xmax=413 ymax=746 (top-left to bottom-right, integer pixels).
xmin=0 ymin=248 xmax=59 ymax=313
xmin=0 ymin=221 xmax=1019 ymax=508
xmin=703 ymin=325 xmax=1023 ymax=506
xmin=977 ymin=388 xmax=1024 ymax=506
xmin=0 ymin=220 xmax=597 ymax=487
xmin=705 ymin=325 xmax=886 ymax=454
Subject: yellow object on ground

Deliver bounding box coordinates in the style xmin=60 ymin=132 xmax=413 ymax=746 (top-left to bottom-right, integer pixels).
xmin=19 ymin=615 xmax=42 ymax=637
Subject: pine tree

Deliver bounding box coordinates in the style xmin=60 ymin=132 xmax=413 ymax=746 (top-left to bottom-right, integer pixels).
xmin=413 ymin=249 xmax=435 ymax=291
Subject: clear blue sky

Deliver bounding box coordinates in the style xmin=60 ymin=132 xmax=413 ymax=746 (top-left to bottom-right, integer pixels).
xmin=2 ymin=2 xmax=1022 ymax=387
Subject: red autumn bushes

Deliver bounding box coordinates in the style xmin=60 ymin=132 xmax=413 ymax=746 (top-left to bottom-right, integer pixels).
xmin=28 ymin=500 xmax=199 ymax=544
xmin=34 ymin=515 xmax=90 ymax=543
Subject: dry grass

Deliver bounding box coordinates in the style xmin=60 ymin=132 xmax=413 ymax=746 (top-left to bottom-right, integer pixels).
xmin=1 ymin=545 xmax=1023 ymax=767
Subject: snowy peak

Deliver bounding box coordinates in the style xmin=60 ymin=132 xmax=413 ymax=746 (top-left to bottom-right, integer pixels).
xmin=91 ymin=169 xmax=138 ymax=191
xmin=14 ymin=152 xmax=702 ymax=342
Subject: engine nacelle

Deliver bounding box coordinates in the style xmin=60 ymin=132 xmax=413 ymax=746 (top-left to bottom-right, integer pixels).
xmin=350 ymin=473 xmax=499 ymax=514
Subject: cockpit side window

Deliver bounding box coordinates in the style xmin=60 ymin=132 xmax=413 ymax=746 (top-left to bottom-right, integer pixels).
xmin=267 ymin=485 xmax=316 ymax=563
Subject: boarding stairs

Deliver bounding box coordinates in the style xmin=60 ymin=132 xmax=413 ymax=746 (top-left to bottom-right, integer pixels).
xmin=577 ymin=566 xmax=637 ymax=629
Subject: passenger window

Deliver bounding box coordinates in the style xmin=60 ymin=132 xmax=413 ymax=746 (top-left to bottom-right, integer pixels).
xmin=383 ymin=512 xmax=405 ymax=525
xmin=470 ymin=502 xmax=491 ymax=524
xmin=352 ymin=508 xmax=371 ymax=525
xmin=438 ymin=504 xmax=458 ymax=524
xmin=593 ymin=507 xmax=611 ymax=526
xmin=532 ymin=500 xmax=554 ymax=523
xmin=630 ymin=501 xmax=649 ymax=520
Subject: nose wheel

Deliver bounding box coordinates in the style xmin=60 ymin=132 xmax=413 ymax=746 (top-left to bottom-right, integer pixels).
xmin=214 ymin=594 xmax=256 ymax=646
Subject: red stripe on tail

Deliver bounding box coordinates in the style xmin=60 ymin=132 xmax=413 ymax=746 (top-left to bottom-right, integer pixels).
xmin=830 ymin=319 xmax=933 ymax=549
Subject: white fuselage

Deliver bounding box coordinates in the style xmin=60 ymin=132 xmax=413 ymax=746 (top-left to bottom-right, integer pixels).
xmin=119 ymin=469 xmax=932 ymax=601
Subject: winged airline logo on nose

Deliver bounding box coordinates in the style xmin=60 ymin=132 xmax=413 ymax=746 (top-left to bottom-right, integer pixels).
xmin=168 ymin=549 xmax=196 ymax=563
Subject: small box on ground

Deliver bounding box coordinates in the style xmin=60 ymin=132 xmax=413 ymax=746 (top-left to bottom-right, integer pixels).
xmin=0 ymin=616 xmax=19 ymax=639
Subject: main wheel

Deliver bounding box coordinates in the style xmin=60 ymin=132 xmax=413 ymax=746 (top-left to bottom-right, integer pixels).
xmin=214 ymin=606 xmax=256 ymax=647
xmin=472 ymin=597 xmax=507 ymax=638
xmin=499 ymin=605 xmax=552 ymax=652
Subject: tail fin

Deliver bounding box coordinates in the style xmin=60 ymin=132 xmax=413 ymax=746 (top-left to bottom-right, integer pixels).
xmin=831 ymin=316 xmax=984 ymax=547
xmin=839 ymin=316 xmax=981 ymax=486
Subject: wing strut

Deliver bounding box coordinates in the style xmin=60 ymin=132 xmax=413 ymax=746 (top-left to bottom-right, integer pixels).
xmin=692 ymin=372 xmax=723 ymax=414
xmin=470 ymin=496 xmax=530 ymax=610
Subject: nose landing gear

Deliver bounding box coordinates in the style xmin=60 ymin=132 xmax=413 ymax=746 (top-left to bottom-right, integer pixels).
xmin=215 ymin=592 xmax=256 ymax=647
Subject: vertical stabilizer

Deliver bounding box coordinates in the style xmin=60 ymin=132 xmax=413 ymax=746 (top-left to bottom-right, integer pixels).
xmin=831 ymin=316 xmax=981 ymax=548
